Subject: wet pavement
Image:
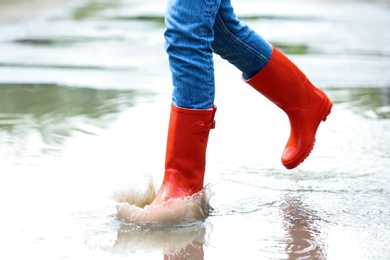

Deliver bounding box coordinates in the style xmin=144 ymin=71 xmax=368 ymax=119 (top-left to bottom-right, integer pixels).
xmin=0 ymin=0 xmax=389 ymax=259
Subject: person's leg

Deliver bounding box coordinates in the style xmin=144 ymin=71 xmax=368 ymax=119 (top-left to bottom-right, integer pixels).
xmin=166 ymin=0 xmax=221 ymax=109
xmin=212 ymin=0 xmax=332 ymax=169
xmin=212 ymin=0 xmax=272 ymax=79
xmin=150 ymin=0 xmax=220 ymax=206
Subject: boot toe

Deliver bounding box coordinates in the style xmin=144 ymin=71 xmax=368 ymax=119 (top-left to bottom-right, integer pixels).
xmin=281 ymin=146 xmax=299 ymax=169
xmin=282 ymin=138 xmax=317 ymax=169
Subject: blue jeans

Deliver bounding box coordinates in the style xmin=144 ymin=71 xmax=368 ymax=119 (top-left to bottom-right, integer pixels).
xmin=165 ymin=0 xmax=272 ymax=109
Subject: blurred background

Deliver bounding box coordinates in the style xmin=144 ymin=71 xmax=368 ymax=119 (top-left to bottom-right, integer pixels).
xmin=0 ymin=0 xmax=389 ymax=259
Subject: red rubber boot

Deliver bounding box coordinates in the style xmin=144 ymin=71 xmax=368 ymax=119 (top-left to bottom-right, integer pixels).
xmin=150 ymin=103 xmax=216 ymax=206
xmin=244 ymin=46 xmax=332 ymax=169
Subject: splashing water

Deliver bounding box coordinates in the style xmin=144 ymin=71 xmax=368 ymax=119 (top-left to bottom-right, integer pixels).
xmin=113 ymin=176 xmax=213 ymax=227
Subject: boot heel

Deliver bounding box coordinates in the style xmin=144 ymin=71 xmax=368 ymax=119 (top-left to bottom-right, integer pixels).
xmin=321 ymin=98 xmax=333 ymax=122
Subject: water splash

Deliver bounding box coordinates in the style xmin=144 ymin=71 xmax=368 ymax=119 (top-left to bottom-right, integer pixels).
xmin=113 ymin=176 xmax=213 ymax=227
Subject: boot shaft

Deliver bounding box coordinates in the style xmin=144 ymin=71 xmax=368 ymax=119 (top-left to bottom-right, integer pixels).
xmin=164 ymin=104 xmax=216 ymax=194
xmin=243 ymin=46 xmax=332 ymax=169
xmin=244 ymin=46 xmax=315 ymax=112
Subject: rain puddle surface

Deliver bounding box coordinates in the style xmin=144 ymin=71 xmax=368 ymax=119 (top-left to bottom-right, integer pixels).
xmin=0 ymin=0 xmax=389 ymax=259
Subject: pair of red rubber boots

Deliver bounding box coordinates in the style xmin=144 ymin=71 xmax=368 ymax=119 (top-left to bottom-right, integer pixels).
xmin=150 ymin=46 xmax=332 ymax=206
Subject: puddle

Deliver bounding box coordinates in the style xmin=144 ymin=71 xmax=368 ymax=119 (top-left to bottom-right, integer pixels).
xmin=0 ymin=0 xmax=389 ymax=259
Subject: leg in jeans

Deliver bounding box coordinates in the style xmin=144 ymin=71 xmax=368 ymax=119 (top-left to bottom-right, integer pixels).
xmin=165 ymin=0 xmax=222 ymax=109
xmin=212 ymin=0 xmax=272 ymax=79
xmin=154 ymin=0 xmax=274 ymax=208
xmin=165 ymin=0 xmax=273 ymax=109
xmin=149 ymin=0 xmax=220 ymax=209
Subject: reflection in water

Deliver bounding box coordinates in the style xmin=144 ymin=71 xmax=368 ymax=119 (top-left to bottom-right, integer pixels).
xmin=71 ymin=0 xmax=121 ymax=20
xmin=0 ymin=83 xmax=152 ymax=155
xmin=329 ymin=86 xmax=390 ymax=119
xmin=281 ymin=196 xmax=325 ymax=260
xmin=110 ymin=224 xmax=206 ymax=259
xmin=69 ymin=0 xmax=166 ymax=24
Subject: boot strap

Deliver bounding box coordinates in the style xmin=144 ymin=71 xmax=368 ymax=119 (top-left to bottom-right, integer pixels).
xmin=191 ymin=120 xmax=216 ymax=135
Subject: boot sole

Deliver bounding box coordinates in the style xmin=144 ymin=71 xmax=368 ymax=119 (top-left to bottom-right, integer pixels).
xmin=283 ymin=98 xmax=333 ymax=169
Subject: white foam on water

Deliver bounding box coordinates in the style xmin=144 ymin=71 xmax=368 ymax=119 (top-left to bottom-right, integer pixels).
xmin=112 ymin=174 xmax=157 ymax=208
xmin=112 ymin=175 xmax=213 ymax=227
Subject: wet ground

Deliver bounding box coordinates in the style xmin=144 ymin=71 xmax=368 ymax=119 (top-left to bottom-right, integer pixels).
xmin=0 ymin=0 xmax=389 ymax=259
